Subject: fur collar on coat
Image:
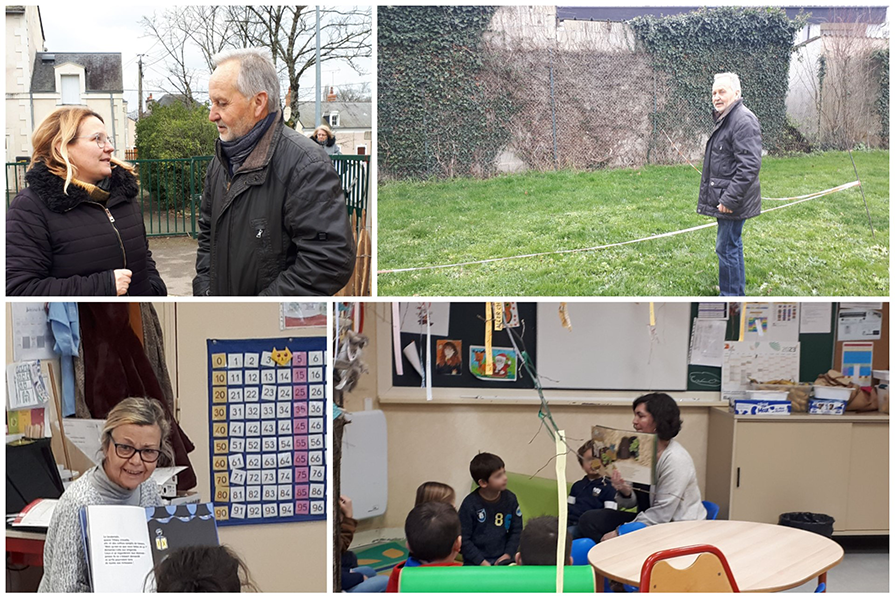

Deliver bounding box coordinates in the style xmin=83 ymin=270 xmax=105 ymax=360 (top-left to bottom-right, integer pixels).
xmin=24 ymin=162 xmax=138 ymax=214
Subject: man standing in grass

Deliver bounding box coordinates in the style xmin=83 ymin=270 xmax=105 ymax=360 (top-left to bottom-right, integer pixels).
xmin=697 ymin=72 xmax=762 ymax=296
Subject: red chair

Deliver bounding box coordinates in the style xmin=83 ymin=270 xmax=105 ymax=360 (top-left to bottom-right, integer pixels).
xmin=639 ymin=544 xmax=739 ymax=592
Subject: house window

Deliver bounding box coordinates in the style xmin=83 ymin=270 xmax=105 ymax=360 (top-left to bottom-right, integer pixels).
xmin=60 ymin=75 xmax=80 ymax=105
xmin=325 ymin=111 xmax=340 ymax=128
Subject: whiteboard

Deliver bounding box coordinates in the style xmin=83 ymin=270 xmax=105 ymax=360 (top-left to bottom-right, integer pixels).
xmin=535 ymin=303 xmax=690 ymax=391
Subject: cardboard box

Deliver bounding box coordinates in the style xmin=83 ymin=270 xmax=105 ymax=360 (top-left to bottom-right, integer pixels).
xmin=809 ymin=399 xmax=846 ymax=415
xmin=731 ymin=399 xmax=791 ymax=416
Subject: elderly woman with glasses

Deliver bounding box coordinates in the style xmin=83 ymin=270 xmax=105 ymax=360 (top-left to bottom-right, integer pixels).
xmin=39 ymin=398 xmax=172 ymax=592
xmin=6 ymin=106 xmax=166 ymax=296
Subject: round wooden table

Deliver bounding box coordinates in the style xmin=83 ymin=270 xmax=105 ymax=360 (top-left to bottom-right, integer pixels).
xmin=587 ymin=520 xmax=844 ymax=592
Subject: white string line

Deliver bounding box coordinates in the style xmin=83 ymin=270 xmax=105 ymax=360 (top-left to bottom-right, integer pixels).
xmin=378 ymin=180 xmax=861 ymax=274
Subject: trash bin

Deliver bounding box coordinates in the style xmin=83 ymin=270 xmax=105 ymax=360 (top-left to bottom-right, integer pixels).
xmin=779 ymin=512 xmax=835 ymax=538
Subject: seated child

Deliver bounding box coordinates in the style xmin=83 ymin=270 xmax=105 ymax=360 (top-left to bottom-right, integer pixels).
xmin=415 ymin=481 xmax=456 ymax=507
xmin=341 ymin=495 xmax=388 ymax=592
xmin=386 ymin=502 xmax=462 ymax=592
xmin=568 ymin=440 xmax=616 ymax=539
xmin=458 ymin=452 xmax=523 ymax=566
xmin=152 ymin=545 xmax=255 ymax=592
xmin=515 ymin=516 xmax=573 ymax=566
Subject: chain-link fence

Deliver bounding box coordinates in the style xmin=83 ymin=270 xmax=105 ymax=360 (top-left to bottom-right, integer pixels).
xmin=483 ymin=45 xmax=714 ymax=174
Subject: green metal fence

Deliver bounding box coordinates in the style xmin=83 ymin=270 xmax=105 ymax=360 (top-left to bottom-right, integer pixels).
xmin=6 ymin=154 xmax=371 ymax=238
xmin=6 ymin=162 xmax=28 ymax=206
xmin=331 ymin=155 xmax=371 ymax=234
xmin=131 ymin=157 xmax=213 ymax=238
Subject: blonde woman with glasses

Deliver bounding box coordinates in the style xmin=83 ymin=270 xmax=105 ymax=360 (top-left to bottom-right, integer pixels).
xmin=38 ymin=398 xmax=172 ymax=592
xmin=7 ymin=106 xmax=166 ymax=296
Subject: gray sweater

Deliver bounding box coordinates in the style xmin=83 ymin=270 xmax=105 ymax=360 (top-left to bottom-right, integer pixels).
xmin=616 ymin=439 xmax=707 ymax=526
xmin=38 ymin=465 xmax=162 ymax=592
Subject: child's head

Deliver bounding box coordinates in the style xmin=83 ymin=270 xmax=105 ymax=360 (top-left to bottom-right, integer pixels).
xmin=577 ymin=440 xmax=601 ymax=478
xmin=415 ymin=481 xmax=456 ymax=507
xmin=515 ymin=516 xmax=572 ymax=566
xmin=469 ymin=452 xmax=507 ymax=491
xmin=404 ymin=501 xmax=462 ymax=564
xmin=152 ymin=545 xmax=255 ymax=592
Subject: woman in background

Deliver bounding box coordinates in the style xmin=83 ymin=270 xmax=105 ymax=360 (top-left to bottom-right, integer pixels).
xmin=311 ymin=123 xmax=342 ymax=156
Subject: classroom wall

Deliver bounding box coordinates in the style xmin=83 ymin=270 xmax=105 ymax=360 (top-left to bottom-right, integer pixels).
xmin=173 ymin=302 xmax=327 ymax=593
xmin=343 ymin=304 xmax=709 ymax=533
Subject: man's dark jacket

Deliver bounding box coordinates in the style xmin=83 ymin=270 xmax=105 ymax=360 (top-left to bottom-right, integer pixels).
xmin=697 ymin=99 xmax=763 ymax=221
xmin=6 ymin=163 xmax=166 ymax=296
xmin=193 ymin=114 xmax=355 ymax=296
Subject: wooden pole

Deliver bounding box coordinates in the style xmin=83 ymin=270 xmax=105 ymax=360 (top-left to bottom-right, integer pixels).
xmin=46 ymin=362 xmax=72 ymax=472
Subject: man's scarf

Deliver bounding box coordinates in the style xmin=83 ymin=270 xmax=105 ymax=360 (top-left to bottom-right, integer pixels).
xmin=219 ymin=111 xmax=279 ymax=176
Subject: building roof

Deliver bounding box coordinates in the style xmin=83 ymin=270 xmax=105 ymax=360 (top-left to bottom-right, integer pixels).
xmin=556 ymin=6 xmax=888 ymax=26
xmin=296 ymin=101 xmax=372 ymax=130
xmin=30 ymin=52 xmax=123 ymax=93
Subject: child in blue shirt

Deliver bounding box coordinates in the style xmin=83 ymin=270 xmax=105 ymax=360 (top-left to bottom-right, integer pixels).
xmin=458 ymin=452 xmax=523 ymax=565
xmin=568 ymin=440 xmax=617 ymax=539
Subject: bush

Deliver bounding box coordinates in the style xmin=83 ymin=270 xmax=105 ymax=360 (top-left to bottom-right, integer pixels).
xmin=134 ymin=102 xmax=218 ymax=210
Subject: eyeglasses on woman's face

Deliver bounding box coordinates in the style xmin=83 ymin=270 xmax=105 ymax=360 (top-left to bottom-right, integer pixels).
xmin=111 ymin=440 xmax=161 ymax=463
xmin=77 ymin=133 xmax=115 ymax=149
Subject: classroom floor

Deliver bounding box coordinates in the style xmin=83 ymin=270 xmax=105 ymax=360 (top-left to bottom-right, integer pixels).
xmin=783 ymin=537 xmax=889 ymax=593
xmin=351 ymin=539 xmax=409 ymax=575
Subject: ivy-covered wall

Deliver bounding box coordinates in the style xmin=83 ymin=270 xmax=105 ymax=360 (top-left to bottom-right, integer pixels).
xmin=871 ymin=48 xmax=889 ymax=145
xmin=378 ymin=6 xmax=512 ymax=179
xmin=629 ymin=7 xmax=805 ymax=152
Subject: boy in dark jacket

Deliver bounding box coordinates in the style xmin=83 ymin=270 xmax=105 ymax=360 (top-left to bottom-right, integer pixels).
xmin=458 ymin=452 xmax=523 ymax=565
xmin=568 ymin=440 xmax=616 ymax=539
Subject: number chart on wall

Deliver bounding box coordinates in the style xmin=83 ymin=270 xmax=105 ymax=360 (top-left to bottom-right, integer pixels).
xmin=207 ymin=337 xmax=326 ymax=526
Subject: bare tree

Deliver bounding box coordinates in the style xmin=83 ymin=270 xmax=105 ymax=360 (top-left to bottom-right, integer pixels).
xmin=141 ymin=5 xmax=372 ymax=120
xmin=336 ymin=82 xmax=371 ymax=102
xmin=787 ymin=8 xmax=888 ymax=149
xmin=226 ymin=6 xmax=371 ymax=120
xmin=141 ymin=10 xmax=201 ymax=104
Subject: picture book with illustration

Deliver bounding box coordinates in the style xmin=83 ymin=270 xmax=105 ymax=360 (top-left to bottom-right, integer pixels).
xmin=589 ymin=425 xmax=657 ymax=485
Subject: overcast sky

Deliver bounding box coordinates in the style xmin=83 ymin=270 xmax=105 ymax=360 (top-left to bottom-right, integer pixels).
xmin=38 ymin=5 xmax=372 ymax=113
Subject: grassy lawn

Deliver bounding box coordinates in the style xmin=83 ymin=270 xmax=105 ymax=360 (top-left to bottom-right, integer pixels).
xmin=377 ymin=150 xmax=889 ymax=296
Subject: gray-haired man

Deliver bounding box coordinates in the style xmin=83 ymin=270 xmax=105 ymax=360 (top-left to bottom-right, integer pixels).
xmin=696 ymin=72 xmax=762 ymax=296
xmin=193 ymin=48 xmax=355 ymax=296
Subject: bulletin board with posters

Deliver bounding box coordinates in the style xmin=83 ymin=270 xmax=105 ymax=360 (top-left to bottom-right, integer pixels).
xmin=206 ymin=337 xmax=327 ymax=527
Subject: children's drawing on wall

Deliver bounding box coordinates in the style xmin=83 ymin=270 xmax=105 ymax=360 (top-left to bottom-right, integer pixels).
xmin=436 ymin=340 xmax=463 ymax=376
xmin=469 ymin=347 xmax=517 ymax=381
xmin=280 ymin=303 xmax=327 ymax=329
xmin=502 ymin=302 xmax=521 ymax=328
xmin=399 ymin=302 xmax=451 ymax=336
xmin=591 ymin=425 xmax=657 ymax=485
